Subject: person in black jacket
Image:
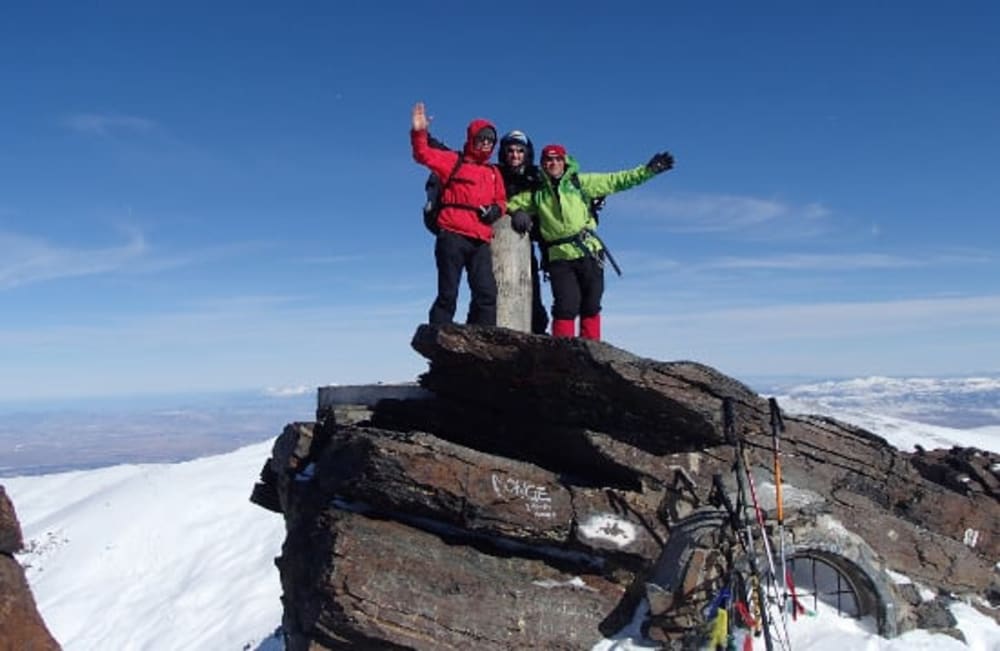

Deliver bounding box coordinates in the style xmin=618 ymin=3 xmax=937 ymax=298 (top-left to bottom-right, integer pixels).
xmin=498 ymin=130 xmax=549 ymax=335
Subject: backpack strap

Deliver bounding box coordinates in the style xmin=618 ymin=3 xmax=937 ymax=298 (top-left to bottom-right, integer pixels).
xmin=569 ymin=173 xmax=604 ymax=224
xmin=424 ymin=154 xmax=468 ymax=235
xmin=539 ymin=228 xmax=621 ymax=276
xmin=440 ymin=155 xmax=464 ymax=192
xmin=439 ymin=159 xmax=496 ymax=214
xmin=569 ymin=172 xmax=587 ymax=201
xmin=541 ymin=175 xmax=621 ymax=275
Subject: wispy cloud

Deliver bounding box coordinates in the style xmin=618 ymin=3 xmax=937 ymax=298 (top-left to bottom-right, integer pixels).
xmin=299 ymin=254 xmax=366 ymax=265
xmin=184 ymin=294 xmax=313 ymax=311
xmin=129 ymin=239 xmax=277 ymax=275
xmin=617 ymin=192 xmax=831 ymax=237
xmin=0 ymin=229 xmax=148 ymax=289
xmin=263 ymin=385 xmax=313 ymax=397
xmin=60 ymin=113 xmax=157 ymax=136
xmin=0 ymin=296 xmax=428 ymax=398
xmin=626 ymin=251 xmax=958 ymax=276
xmin=614 ymin=246 xmax=995 ymax=280
xmin=702 ymin=251 xmax=994 ymax=271
xmin=607 ymin=293 xmax=1000 ymax=376
xmin=703 ymin=252 xmax=921 ymax=271
xmin=614 ymin=294 xmax=1000 ymax=343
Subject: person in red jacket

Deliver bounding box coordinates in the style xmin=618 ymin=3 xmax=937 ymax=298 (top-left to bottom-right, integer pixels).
xmin=411 ymin=102 xmax=507 ymax=326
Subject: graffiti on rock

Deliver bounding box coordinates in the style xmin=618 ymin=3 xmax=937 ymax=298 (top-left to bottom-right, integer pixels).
xmin=491 ymin=473 xmax=556 ymax=519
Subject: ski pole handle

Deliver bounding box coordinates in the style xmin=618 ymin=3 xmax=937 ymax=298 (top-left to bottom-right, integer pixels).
xmin=768 ymin=397 xmax=785 ymax=432
xmin=769 ymin=398 xmax=785 ymax=524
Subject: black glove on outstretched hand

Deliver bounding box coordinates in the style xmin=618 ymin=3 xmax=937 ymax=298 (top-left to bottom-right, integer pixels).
xmin=646 ymin=152 xmax=674 ymax=174
xmin=510 ymin=210 xmax=533 ymax=234
xmin=478 ymin=203 xmax=502 ymax=224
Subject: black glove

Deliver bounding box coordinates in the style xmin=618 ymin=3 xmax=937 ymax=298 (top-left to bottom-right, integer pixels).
xmin=478 ymin=203 xmax=502 ymax=224
xmin=510 ymin=210 xmax=533 ymax=234
xmin=646 ymin=151 xmax=674 ymax=174
xmin=590 ymin=196 xmax=606 ymax=213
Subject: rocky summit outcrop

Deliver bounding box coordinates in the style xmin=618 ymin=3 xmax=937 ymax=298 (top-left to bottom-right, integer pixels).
xmin=0 ymin=485 xmax=61 ymax=651
xmin=251 ymin=324 xmax=1000 ymax=649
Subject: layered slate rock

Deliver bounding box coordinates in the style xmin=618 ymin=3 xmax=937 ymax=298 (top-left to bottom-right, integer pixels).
xmin=0 ymin=485 xmax=61 ymax=651
xmin=279 ymin=509 xmax=625 ymax=650
xmin=253 ymin=324 xmax=1000 ymax=649
xmin=313 ymin=427 xmax=667 ymax=563
xmin=410 ymin=324 xmax=740 ymax=454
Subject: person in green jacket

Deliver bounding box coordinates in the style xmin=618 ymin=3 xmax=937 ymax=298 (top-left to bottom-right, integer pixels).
xmin=506 ymin=144 xmax=674 ymax=340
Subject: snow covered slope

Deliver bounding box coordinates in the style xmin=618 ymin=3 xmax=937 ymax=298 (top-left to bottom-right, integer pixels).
xmin=5 ymin=441 xmax=284 ymax=650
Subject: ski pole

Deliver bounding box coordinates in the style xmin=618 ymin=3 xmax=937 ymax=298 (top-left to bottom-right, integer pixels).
xmin=724 ymin=398 xmax=774 ymax=651
xmin=742 ymin=446 xmax=792 ymax=651
xmin=769 ymin=398 xmax=790 ymax=614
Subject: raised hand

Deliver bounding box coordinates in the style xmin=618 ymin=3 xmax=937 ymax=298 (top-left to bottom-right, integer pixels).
xmin=646 ymin=151 xmax=674 ymax=174
xmin=412 ymin=102 xmax=430 ymax=131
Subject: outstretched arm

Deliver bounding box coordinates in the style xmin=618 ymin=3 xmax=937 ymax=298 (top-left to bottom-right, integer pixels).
xmin=579 ymin=151 xmax=675 ymax=197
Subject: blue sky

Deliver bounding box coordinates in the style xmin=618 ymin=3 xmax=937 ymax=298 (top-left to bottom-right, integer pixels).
xmin=2 ymin=2 xmax=998 ymax=402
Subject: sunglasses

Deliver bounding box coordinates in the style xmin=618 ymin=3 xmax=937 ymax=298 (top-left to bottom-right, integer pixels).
xmin=542 ymin=155 xmax=564 ymax=163
xmin=474 ymin=134 xmax=496 ymax=145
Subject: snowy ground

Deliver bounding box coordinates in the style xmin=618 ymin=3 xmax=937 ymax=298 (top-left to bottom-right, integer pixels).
xmin=5 ymin=442 xmax=285 ymax=651
xmin=4 ymin=377 xmax=1000 ymax=650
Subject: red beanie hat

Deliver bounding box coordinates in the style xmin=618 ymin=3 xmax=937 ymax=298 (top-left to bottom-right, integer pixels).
xmin=541 ymin=144 xmax=567 ymax=159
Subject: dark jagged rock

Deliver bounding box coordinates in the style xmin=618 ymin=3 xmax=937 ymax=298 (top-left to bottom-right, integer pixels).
xmin=312 ymin=426 xmax=667 ymax=564
xmin=1 ymin=485 xmax=23 ymax=555
xmin=370 ymin=397 xmax=673 ymax=492
xmin=253 ymin=324 xmax=1000 ymax=649
xmin=0 ymin=486 xmax=61 ymax=650
xmin=410 ymin=324 xmax=748 ymax=454
xmin=910 ymin=446 xmax=1000 ymax=499
xmin=278 ymin=507 xmax=629 ymax=650
xmin=914 ymin=599 xmax=958 ymax=630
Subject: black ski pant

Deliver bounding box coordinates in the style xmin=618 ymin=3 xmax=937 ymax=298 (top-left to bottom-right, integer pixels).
xmin=429 ymin=230 xmax=497 ymax=326
xmin=547 ymin=256 xmax=603 ymax=320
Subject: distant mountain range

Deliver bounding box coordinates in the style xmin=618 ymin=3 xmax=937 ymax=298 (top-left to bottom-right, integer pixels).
xmin=0 ymin=390 xmax=315 ymax=477
xmin=765 ymin=375 xmax=1000 ymax=455
xmin=769 ymin=375 xmax=1000 ymax=428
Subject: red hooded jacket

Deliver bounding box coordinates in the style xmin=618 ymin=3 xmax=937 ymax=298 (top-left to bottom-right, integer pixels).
xmin=411 ymin=118 xmax=507 ymax=242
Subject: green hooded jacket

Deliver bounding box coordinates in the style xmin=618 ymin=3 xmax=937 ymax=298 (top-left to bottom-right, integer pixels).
xmin=506 ymin=154 xmax=654 ymax=263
